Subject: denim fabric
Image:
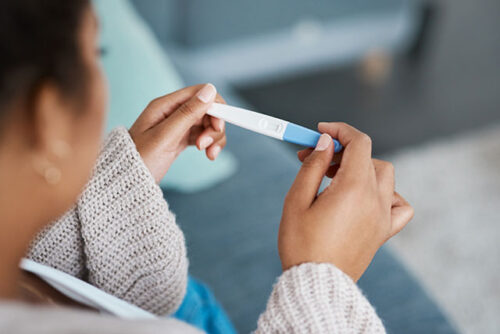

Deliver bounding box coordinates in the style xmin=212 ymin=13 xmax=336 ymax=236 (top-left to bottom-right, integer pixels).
xmin=174 ymin=276 xmax=237 ymax=334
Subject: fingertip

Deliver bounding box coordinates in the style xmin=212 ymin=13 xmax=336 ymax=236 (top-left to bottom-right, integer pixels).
xmin=217 ymin=118 xmax=225 ymax=132
xmin=196 ymin=83 xmax=217 ymax=103
xmin=315 ymin=133 xmax=332 ymax=151
xmin=215 ymin=93 xmax=227 ymax=104
xmin=318 ymin=122 xmax=333 ymax=133
xmin=318 ymin=122 xmax=328 ymax=129
xmin=208 ymin=145 xmax=221 ymax=160
xmin=209 ymin=115 xmax=225 ymax=132
xmin=199 ymin=136 xmax=214 ymax=150
xmin=297 ymin=148 xmax=314 ymax=162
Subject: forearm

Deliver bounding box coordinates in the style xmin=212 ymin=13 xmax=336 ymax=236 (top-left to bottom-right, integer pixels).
xmin=77 ymin=127 xmax=188 ymax=315
xmin=255 ymin=263 xmax=386 ymax=333
xmin=28 ymin=127 xmax=188 ymax=316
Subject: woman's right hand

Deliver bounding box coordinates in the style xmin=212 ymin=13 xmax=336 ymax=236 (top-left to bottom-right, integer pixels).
xmin=278 ymin=122 xmax=414 ymax=281
xmin=129 ymin=84 xmax=227 ymax=183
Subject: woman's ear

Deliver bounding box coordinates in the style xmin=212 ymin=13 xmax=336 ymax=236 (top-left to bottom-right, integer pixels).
xmin=30 ymin=82 xmax=74 ymax=158
xmin=28 ymin=82 xmax=74 ymax=186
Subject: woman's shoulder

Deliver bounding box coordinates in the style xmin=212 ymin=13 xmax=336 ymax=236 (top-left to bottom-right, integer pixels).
xmin=0 ymin=302 xmax=202 ymax=334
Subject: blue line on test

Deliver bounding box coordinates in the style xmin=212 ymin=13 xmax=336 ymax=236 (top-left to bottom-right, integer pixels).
xmin=283 ymin=123 xmax=343 ymax=153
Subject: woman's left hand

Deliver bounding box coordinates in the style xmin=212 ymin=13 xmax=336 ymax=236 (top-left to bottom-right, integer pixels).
xmin=129 ymin=84 xmax=226 ymax=183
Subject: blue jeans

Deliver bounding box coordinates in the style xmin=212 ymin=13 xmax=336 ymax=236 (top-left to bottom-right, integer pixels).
xmin=174 ymin=276 xmax=237 ymax=334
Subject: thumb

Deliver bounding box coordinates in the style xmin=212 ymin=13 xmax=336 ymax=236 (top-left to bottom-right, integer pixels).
xmin=157 ymin=83 xmax=217 ymax=140
xmin=286 ymin=134 xmax=334 ymax=210
xmin=390 ymin=192 xmax=414 ymax=237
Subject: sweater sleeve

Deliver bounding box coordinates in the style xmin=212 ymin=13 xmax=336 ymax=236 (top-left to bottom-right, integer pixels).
xmin=26 ymin=207 xmax=87 ymax=279
xmin=27 ymin=127 xmax=188 ymax=316
xmin=255 ymin=263 xmax=386 ymax=333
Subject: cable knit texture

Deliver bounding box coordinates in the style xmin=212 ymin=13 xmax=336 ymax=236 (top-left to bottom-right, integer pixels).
xmin=27 ymin=127 xmax=188 ymax=316
xmin=6 ymin=127 xmax=388 ymax=333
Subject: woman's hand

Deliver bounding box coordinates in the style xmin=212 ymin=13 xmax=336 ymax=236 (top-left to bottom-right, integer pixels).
xmin=129 ymin=84 xmax=227 ymax=183
xmin=278 ymin=122 xmax=414 ymax=281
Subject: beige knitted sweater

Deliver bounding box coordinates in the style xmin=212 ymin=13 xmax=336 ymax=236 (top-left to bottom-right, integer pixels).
xmin=0 ymin=128 xmax=385 ymax=333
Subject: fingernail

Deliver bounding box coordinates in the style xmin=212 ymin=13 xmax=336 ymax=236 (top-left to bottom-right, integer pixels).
xmin=217 ymin=119 xmax=225 ymax=132
xmin=315 ymin=134 xmax=331 ymax=151
xmin=200 ymin=136 xmax=214 ymax=150
xmin=212 ymin=145 xmax=221 ymax=159
xmin=197 ymin=83 xmax=216 ymax=103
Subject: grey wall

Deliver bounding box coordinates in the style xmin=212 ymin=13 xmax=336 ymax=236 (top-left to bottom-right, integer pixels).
xmin=131 ymin=0 xmax=407 ymax=48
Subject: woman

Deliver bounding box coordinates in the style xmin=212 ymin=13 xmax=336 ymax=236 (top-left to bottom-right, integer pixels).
xmin=0 ymin=0 xmax=414 ymax=332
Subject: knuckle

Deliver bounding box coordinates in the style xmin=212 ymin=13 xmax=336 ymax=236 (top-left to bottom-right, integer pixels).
xmin=147 ymin=96 xmax=163 ymax=109
xmin=383 ymin=161 xmax=395 ymax=175
xmin=358 ymin=133 xmax=372 ymax=146
xmin=302 ymin=155 xmax=323 ymax=170
xmin=178 ymin=102 xmax=197 ymax=119
xmin=146 ymin=100 xmax=157 ymax=110
xmin=214 ymin=131 xmax=226 ymax=141
xmin=380 ymin=163 xmax=395 ymax=186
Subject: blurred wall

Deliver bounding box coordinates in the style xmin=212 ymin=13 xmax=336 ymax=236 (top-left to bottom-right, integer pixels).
xmin=131 ymin=0 xmax=409 ymax=47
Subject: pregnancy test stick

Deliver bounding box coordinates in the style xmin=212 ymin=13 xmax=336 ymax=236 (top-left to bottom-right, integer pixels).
xmin=208 ymin=103 xmax=343 ymax=153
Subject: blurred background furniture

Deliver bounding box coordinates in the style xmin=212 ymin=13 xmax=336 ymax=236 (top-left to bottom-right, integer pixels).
xmin=133 ymin=0 xmax=500 ymax=156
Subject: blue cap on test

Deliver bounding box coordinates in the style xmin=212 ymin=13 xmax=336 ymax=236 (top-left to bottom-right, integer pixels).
xmin=283 ymin=123 xmax=343 ymax=153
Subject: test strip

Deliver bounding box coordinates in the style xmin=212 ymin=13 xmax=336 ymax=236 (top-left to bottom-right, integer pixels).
xmin=207 ymin=103 xmax=343 ymax=153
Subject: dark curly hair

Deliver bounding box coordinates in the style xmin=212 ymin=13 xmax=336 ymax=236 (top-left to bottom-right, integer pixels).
xmin=0 ymin=0 xmax=90 ymax=118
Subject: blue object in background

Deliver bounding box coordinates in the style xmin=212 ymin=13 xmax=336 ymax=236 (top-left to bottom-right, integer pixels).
xmin=174 ymin=276 xmax=237 ymax=334
xmin=283 ymin=123 xmax=343 ymax=152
